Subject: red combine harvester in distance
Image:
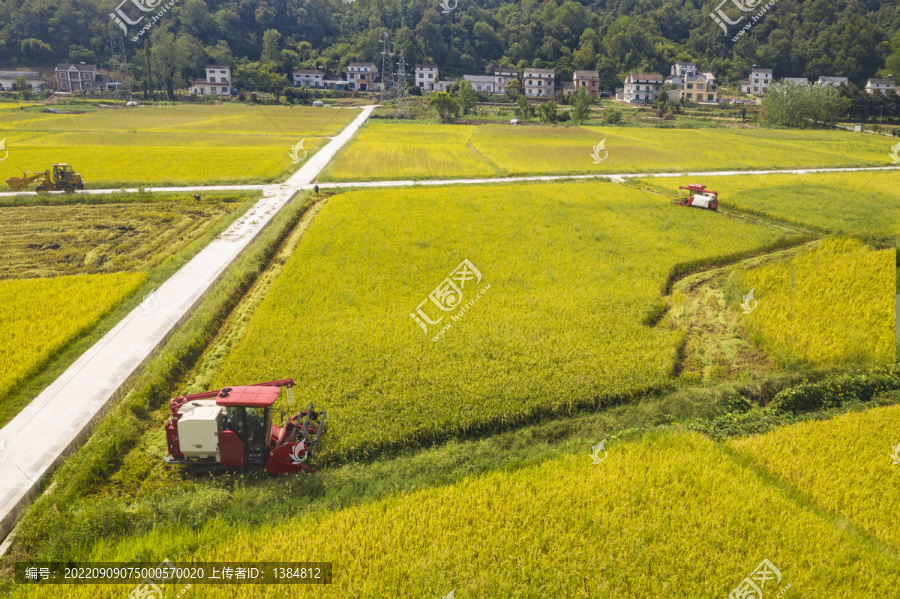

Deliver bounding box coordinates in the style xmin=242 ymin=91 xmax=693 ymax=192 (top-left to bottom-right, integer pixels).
xmin=674 ymin=184 xmax=719 ymax=211
xmin=165 ymin=379 xmax=326 ymax=475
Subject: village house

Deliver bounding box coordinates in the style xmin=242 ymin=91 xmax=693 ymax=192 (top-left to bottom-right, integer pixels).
xmin=292 ymin=68 xmax=326 ymax=89
xmin=817 ymin=76 xmax=849 ymax=87
xmin=415 ymin=64 xmax=439 ymax=91
xmin=523 ymin=68 xmax=555 ymax=97
xmin=493 ymin=69 xmax=517 ymax=94
xmin=865 ymin=78 xmax=895 ymax=95
xmin=682 ymin=72 xmax=718 ymax=103
xmin=624 ymin=73 xmax=662 ymax=103
xmin=463 ymin=74 xmax=500 ymax=94
xmin=665 ymin=62 xmax=697 ymax=86
xmin=0 ymin=71 xmax=44 ymax=91
xmin=346 ymin=62 xmax=378 ymax=92
xmin=189 ymin=65 xmax=231 ymax=96
xmin=739 ymin=66 xmax=772 ymax=95
xmin=573 ymin=70 xmax=600 ymax=96
xmin=55 ymin=63 xmax=120 ymax=93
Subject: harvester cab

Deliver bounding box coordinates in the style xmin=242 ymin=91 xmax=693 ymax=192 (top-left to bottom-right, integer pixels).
xmin=165 ymin=379 xmax=326 ymax=475
xmin=675 ymin=184 xmax=718 ymax=211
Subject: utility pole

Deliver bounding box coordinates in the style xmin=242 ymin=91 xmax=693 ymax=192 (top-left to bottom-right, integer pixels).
xmin=379 ymin=31 xmax=393 ymax=104
xmin=395 ymin=49 xmax=410 ymax=119
xmin=108 ymin=22 xmax=131 ymax=102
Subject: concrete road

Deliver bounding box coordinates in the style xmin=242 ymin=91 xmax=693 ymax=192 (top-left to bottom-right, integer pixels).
xmin=0 ymin=105 xmax=377 ymax=545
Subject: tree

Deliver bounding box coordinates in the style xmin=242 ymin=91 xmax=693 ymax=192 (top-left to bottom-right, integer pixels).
xmin=20 ymin=38 xmax=53 ymax=61
xmin=506 ymin=79 xmax=521 ymax=98
xmin=457 ymin=79 xmax=477 ymax=115
xmin=571 ymin=88 xmax=591 ymax=124
xmin=262 ymin=29 xmax=282 ymax=66
xmin=430 ymin=92 xmax=460 ymax=122
xmin=68 ymin=45 xmax=97 ymax=64
xmin=539 ymin=100 xmax=558 ymax=123
xmin=761 ymin=82 xmax=850 ymax=127
xmin=603 ymin=106 xmax=623 ymax=124
xmin=515 ymin=96 xmax=528 ymax=120
xmin=234 ymin=62 xmax=289 ymax=95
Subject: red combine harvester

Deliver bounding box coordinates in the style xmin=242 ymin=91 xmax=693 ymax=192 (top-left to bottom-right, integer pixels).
xmin=164 ymin=379 xmax=326 ymax=475
xmin=674 ymin=184 xmax=719 ymax=211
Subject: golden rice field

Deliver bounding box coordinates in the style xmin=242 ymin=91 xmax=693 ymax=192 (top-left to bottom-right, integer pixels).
xmin=22 ymin=431 xmax=900 ymax=598
xmin=648 ymin=170 xmax=900 ymax=242
xmin=319 ymin=121 xmax=897 ymax=181
xmin=730 ymin=404 xmax=900 ymax=553
xmin=0 ymin=104 xmax=356 ymax=186
xmin=0 ymin=272 xmax=147 ymax=415
xmin=737 ymin=238 xmax=895 ymax=367
xmin=208 ymin=181 xmax=789 ymax=456
xmin=0 ymin=195 xmax=248 ymax=279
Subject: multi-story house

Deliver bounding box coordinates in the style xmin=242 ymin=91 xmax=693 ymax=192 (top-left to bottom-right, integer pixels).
xmin=0 ymin=71 xmax=44 ymax=91
xmin=573 ymin=70 xmax=600 ymax=96
xmin=624 ymin=74 xmax=662 ymax=103
xmin=682 ymin=73 xmax=718 ymax=103
xmin=493 ymin=69 xmax=517 ymax=94
xmin=523 ymin=68 xmax=555 ymax=97
xmin=463 ymin=75 xmax=499 ymax=94
xmin=865 ymin=78 xmax=895 ymax=95
xmin=346 ymin=62 xmax=378 ymax=92
xmin=55 ymin=63 xmax=120 ymax=92
xmin=415 ymin=64 xmax=439 ymax=91
xmin=739 ymin=66 xmax=772 ymax=95
xmin=188 ymin=65 xmax=231 ymax=95
xmin=293 ymin=68 xmax=326 ymax=89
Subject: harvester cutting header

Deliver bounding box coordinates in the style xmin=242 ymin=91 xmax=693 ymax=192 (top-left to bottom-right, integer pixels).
xmin=165 ymin=379 xmax=326 ymax=475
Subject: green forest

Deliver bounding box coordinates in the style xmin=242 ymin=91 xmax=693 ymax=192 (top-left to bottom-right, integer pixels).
xmin=1 ymin=0 xmax=898 ymax=91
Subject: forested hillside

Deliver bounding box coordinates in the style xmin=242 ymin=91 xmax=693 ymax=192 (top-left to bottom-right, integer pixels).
xmin=0 ymin=0 xmax=898 ymax=89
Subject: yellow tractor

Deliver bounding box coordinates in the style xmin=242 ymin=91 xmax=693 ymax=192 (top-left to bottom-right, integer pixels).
xmin=6 ymin=164 xmax=86 ymax=193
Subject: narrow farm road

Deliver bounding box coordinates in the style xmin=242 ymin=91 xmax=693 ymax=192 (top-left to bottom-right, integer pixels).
xmin=1 ymin=164 xmax=897 ymax=198
xmin=0 ymin=104 xmax=378 ymax=545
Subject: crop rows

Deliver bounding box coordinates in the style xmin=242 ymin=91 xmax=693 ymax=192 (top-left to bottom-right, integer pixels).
xmin=737 ymin=237 xmax=895 ymax=367
xmin=319 ymin=121 xmax=896 ymax=182
xmin=0 ymin=272 xmax=147 ymax=412
xmin=730 ymin=404 xmax=900 ymax=553
xmin=0 ymin=104 xmax=353 ymax=186
xmin=22 ymin=431 xmax=900 ymax=597
xmin=209 ymin=181 xmax=786 ymax=456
